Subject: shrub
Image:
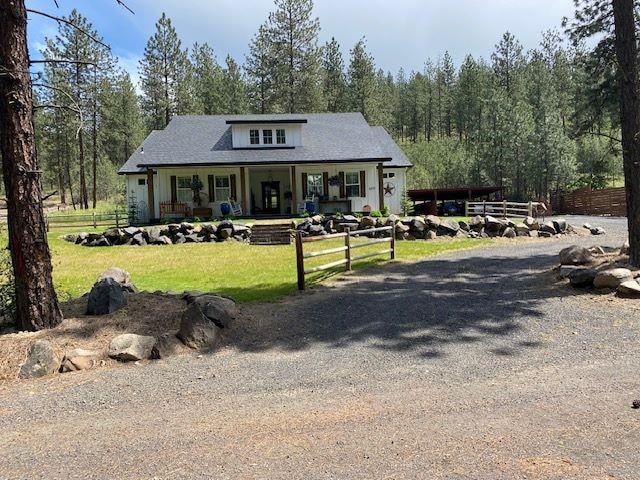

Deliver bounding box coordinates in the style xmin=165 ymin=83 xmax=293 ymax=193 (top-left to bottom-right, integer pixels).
xmin=382 ymin=205 xmax=391 ymax=216
xmin=0 ymin=230 xmax=15 ymax=326
xmin=370 ymin=210 xmax=383 ymax=218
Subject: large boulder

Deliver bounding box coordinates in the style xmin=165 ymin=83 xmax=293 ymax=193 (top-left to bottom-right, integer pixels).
xmin=19 ymin=340 xmax=59 ymax=379
xmin=410 ymin=217 xmax=427 ymax=234
xmin=426 ymin=230 xmax=437 ymax=240
xmin=217 ymin=228 xmax=233 ymax=240
xmin=385 ymin=214 xmax=399 ymax=226
xmin=552 ymin=218 xmax=568 ymax=234
xmin=539 ymin=221 xmax=557 ymax=235
xmin=593 ymin=268 xmax=634 ymax=289
xmin=515 ymin=224 xmax=530 ymax=236
xmin=359 ymin=216 xmax=376 ymax=229
xmin=341 ymin=215 xmax=359 ymax=224
xmin=484 ymin=216 xmax=504 ymax=233
xmin=108 ymin=334 xmax=158 ymax=361
xmin=310 ymin=214 xmax=324 ymax=225
xmin=502 ymin=227 xmax=516 ymax=238
xmin=86 ymin=278 xmax=127 ymax=315
xmin=523 ymin=216 xmax=539 ymax=230
xmin=620 ymin=241 xmax=630 ymax=255
xmin=568 ymin=268 xmax=598 ymax=288
xmin=60 ymin=348 xmax=101 ymax=372
xmin=177 ymin=302 xmax=221 ymax=349
xmin=425 ymin=215 xmax=442 ymax=229
xmin=559 ymin=246 xmax=594 ymax=266
xmin=438 ymin=219 xmax=460 ymax=236
xmin=191 ymin=294 xmax=237 ymax=329
xmin=590 ymin=226 xmax=606 ymax=236
xmin=469 ymin=215 xmax=484 ymax=230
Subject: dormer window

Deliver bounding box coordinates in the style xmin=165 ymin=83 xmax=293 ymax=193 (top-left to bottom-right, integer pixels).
xmin=249 ymin=129 xmax=260 ymax=145
xmin=276 ymin=129 xmax=286 ymax=144
xmin=263 ymin=129 xmax=273 ymax=144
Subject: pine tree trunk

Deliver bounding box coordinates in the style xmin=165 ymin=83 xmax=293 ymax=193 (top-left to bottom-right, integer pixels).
xmin=0 ymin=0 xmax=63 ymax=331
xmin=612 ymin=0 xmax=640 ymax=266
xmin=92 ymin=99 xmax=97 ymax=209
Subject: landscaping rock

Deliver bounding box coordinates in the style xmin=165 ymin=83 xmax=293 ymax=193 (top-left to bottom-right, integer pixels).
xmin=568 ymin=268 xmax=598 ymax=288
xmin=552 ymin=218 xmax=568 ymax=234
xmin=60 ymin=348 xmax=101 ymax=373
xmin=593 ymin=268 xmax=634 ymax=289
xmin=98 ymin=267 xmax=131 ymax=286
xmin=590 ymin=226 xmax=606 ymax=235
xmin=132 ymin=233 xmax=147 ymax=246
xmin=108 ymin=334 xmax=158 ymax=361
xmin=620 ymin=241 xmax=630 ymax=255
xmin=617 ymin=279 xmax=640 ymax=297
xmin=88 ymin=236 xmax=110 ymax=247
xmin=177 ymin=302 xmax=221 ymax=349
xmin=426 ymin=230 xmax=437 ymax=240
xmin=502 ymin=227 xmax=516 ymax=238
xmin=515 ymin=224 xmax=530 ymax=236
xmin=529 ymin=230 xmax=539 ymax=238
xmin=310 ymin=214 xmax=324 ymax=225
xmin=341 ymin=215 xmax=359 ymax=224
xmin=559 ymin=246 xmax=594 ymax=266
xmin=559 ymin=265 xmax=583 ymax=279
xmin=360 ymin=216 xmax=376 ymax=229
xmin=458 ymin=220 xmax=470 ymax=232
xmin=469 ymin=215 xmax=484 ymax=229
xmin=539 ymin=221 xmax=557 ymax=235
xmin=438 ymin=219 xmax=460 ymax=236
xmin=86 ymin=278 xmax=127 ymax=315
xmin=19 ymin=340 xmax=59 ymax=379
xmin=385 ymin=214 xmax=399 ymax=226
xmin=217 ymin=228 xmax=233 ymax=240
xmin=523 ymin=216 xmax=539 ymax=230
xmin=484 ymin=216 xmax=504 ymax=233
xmin=193 ymin=294 xmax=237 ymax=329
xmin=425 ymin=215 xmax=442 ymax=228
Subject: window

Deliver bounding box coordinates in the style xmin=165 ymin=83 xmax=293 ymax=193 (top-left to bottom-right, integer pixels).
xmin=214 ymin=175 xmax=231 ymax=201
xmin=345 ymin=172 xmax=361 ymax=197
xmin=137 ymin=178 xmax=146 ymax=186
xmin=262 ymin=129 xmax=273 ymax=144
xmin=276 ymin=129 xmax=286 ymax=145
xmin=307 ymin=173 xmax=323 ymax=197
xmin=249 ymin=129 xmax=260 ymax=145
xmin=177 ymin=176 xmax=192 ymax=203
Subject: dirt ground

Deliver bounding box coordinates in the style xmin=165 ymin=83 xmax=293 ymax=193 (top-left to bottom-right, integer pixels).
xmin=0 ymin=215 xmax=638 ymax=479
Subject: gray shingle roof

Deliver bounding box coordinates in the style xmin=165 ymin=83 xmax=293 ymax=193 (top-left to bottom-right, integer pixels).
xmin=118 ymin=112 xmax=413 ymax=174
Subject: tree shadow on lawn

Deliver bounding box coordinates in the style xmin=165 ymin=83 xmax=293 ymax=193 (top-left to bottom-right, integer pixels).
xmin=223 ymin=251 xmax=578 ymax=359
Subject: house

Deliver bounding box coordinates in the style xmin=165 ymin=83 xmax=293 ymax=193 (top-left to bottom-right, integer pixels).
xmin=118 ymin=112 xmax=412 ymax=221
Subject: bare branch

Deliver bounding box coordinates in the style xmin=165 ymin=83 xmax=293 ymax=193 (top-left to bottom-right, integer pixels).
xmin=53 ymin=0 xmax=60 ymax=8
xmin=34 ymin=104 xmax=82 ymax=115
xmin=32 ymin=83 xmax=84 ymax=138
xmin=114 ymin=0 xmax=135 ymax=15
xmin=584 ymin=130 xmax=622 ymax=143
xmin=25 ymin=9 xmax=110 ymax=49
xmin=30 ymin=59 xmax=97 ymax=66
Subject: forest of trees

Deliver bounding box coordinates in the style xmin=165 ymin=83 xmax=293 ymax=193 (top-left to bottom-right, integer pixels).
xmin=34 ymin=0 xmax=625 ymax=209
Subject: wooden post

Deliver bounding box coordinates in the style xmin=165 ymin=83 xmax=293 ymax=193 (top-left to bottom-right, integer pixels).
xmin=503 ymin=200 xmax=507 ymax=218
xmin=483 ymin=200 xmax=486 ymax=216
xmin=528 ymin=201 xmax=532 ymax=218
xmin=147 ymin=169 xmax=155 ymax=220
xmin=390 ymin=226 xmax=396 ymax=260
xmin=377 ymin=163 xmax=384 ymax=212
xmin=115 ymin=211 xmax=119 ymax=228
xmin=464 ymin=201 xmax=469 ymax=217
xmin=239 ymin=167 xmax=247 ymax=214
xmin=290 ymin=165 xmax=297 ymax=214
xmin=344 ymin=226 xmax=352 ymax=271
xmin=295 ymin=231 xmax=305 ymax=290
xmin=92 ymin=212 xmax=96 ymax=229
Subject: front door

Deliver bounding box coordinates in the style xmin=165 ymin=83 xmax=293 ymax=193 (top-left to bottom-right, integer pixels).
xmin=261 ymin=181 xmax=280 ymax=214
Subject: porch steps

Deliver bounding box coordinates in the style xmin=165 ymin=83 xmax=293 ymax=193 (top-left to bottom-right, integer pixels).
xmin=250 ymin=222 xmax=293 ymax=245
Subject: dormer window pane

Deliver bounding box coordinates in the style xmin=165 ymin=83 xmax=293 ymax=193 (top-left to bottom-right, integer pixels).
xmin=263 ymin=129 xmax=273 ymax=144
xmin=250 ymin=129 xmax=260 ymax=145
xmin=276 ymin=129 xmax=286 ymax=144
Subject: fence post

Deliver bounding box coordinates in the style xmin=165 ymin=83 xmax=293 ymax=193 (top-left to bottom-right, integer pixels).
xmin=483 ymin=200 xmax=486 ymax=216
xmin=344 ymin=226 xmax=352 ymax=271
xmin=92 ymin=212 xmax=96 ymax=229
xmin=115 ymin=211 xmax=119 ymax=228
xmin=295 ymin=231 xmax=305 ymax=290
xmin=527 ymin=201 xmax=532 ymax=218
xmin=390 ymin=226 xmax=396 ymax=260
xmin=464 ymin=201 xmax=469 ymax=217
xmin=502 ymin=200 xmax=507 ymax=218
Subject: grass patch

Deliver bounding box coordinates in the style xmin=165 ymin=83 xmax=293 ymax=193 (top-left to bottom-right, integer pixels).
xmin=48 ymin=230 xmax=490 ymax=304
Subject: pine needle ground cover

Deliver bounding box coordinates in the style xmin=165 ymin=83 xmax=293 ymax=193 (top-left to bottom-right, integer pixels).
xmin=48 ymin=231 xmax=490 ymax=303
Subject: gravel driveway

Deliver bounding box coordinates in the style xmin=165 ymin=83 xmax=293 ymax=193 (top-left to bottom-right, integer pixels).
xmin=1 ymin=216 xmax=638 ymax=479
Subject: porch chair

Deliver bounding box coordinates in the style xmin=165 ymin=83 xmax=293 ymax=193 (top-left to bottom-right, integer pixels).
xmin=228 ymin=198 xmax=243 ymax=216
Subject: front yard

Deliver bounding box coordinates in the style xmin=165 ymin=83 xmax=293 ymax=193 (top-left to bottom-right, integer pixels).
xmin=49 ymin=230 xmax=489 ymax=303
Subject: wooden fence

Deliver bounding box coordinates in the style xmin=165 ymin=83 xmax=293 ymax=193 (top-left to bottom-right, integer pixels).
xmin=464 ymin=201 xmax=546 ymax=218
xmin=552 ymin=187 xmax=627 ymax=216
xmin=295 ymin=225 xmax=395 ymax=290
xmin=45 ymin=210 xmax=131 ymax=231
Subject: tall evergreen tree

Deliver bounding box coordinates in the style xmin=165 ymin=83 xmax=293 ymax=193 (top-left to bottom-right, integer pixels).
xmin=220 ymin=55 xmax=249 ymax=114
xmin=245 ymin=24 xmax=277 ymax=114
xmin=191 ymin=42 xmax=224 ymax=115
xmin=322 ymin=37 xmax=347 ymax=112
xmin=347 ymin=38 xmax=376 ymax=121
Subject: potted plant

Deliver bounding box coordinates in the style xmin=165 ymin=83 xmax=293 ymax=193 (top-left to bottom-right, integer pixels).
xmin=328 ymin=175 xmax=342 ymax=187
xmin=190 ymin=175 xmax=204 ymax=206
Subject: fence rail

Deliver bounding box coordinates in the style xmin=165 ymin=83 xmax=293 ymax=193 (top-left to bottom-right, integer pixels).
xmin=45 ymin=210 xmax=131 ymax=231
xmin=295 ymin=225 xmax=395 ymax=290
xmin=464 ymin=200 xmax=545 ymax=218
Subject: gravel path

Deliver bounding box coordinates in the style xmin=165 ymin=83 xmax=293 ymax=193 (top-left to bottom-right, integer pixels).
xmin=1 ymin=216 xmax=638 ymax=479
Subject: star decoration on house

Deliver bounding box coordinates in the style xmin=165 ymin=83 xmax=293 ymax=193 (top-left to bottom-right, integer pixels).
xmin=384 ymin=182 xmax=396 ymax=196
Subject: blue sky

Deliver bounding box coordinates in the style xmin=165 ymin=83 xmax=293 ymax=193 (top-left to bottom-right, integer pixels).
xmin=27 ymin=0 xmax=577 ymax=85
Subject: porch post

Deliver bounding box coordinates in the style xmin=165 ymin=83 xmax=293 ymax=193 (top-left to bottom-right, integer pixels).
xmin=240 ymin=167 xmax=247 ymax=213
xmin=146 ymin=169 xmax=155 ymax=220
xmin=290 ymin=165 xmax=297 ymax=214
xmin=377 ymin=163 xmax=384 ymax=212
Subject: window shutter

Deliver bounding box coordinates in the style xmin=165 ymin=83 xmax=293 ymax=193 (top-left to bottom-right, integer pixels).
xmin=338 ymin=171 xmax=345 ymax=198
xmin=230 ymin=174 xmax=237 ymax=200
xmin=360 ymin=170 xmax=366 ymax=197
xmin=322 ymin=172 xmax=329 ymax=195
xmin=301 ymin=172 xmax=308 ymax=198
xmin=170 ymin=175 xmax=177 ymax=203
xmin=207 ymin=175 xmax=214 ymax=202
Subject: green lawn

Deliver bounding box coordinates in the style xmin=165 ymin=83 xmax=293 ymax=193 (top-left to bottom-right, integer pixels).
xmin=49 ymin=231 xmax=490 ymax=304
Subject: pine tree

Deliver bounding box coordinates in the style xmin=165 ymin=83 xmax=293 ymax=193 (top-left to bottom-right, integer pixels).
xmin=245 ymin=24 xmax=277 ymax=114
xmin=191 ymin=42 xmax=224 ymax=114
xmin=322 ymin=37 xmax=347 ymax=112
xmin=347 ymin=38 xmax=376 ymax=121
xmin=220 ymin=55 xmax=249 ymax=114
xmin=267 ymin=0 xmax=322 ymax=112
xmin=139 ymin=13 xmax=191 ymax=130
